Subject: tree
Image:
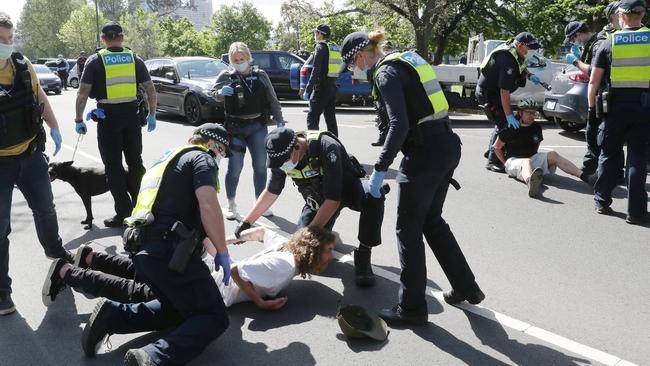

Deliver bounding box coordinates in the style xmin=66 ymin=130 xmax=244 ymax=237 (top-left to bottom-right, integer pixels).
xmin=17 ymin=0 xmax=84 ymax=58
xmin=120 ymin=8 xmax=163 ymax=59
xmin=206 ymin=1 xmax=272 ymax=55
xmin=98 ymin=0 xmax=143 ymax=21
xmin=160 ymin=16 xmax=212 ymax=56
xmin=144 ymin=0 xmax=196 ymax=17
xmin=58 ymin=5 xmax=105 ymax=55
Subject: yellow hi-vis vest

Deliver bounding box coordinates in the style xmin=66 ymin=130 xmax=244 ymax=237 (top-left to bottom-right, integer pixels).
xmin=124 ymin=145 xmax=220 ymax=227
xmin=285 ymin=130 xmax=330 ymax=180
xmin=323 ymin=41 xmax=342 ymax=78
xmin=480 ymin=44 xmax=527 ymax=75
xmin=98 ymin=48 xmax=137 ymax=103
xmin=610 ymin=27 xmax=650 ymax=89
xmin=371 ymin=51 xmax=449 ymax=121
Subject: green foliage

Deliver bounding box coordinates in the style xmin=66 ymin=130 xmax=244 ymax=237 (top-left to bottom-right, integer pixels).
xmin=98 ymin=0 xmax=143 ymax=21
xmin=17 ymin=0 xmax=84 ymax=58
xmin=160 ymin=16 xmax=213 ymax=57
xmin=206 ymin=1 xmax=272 ymax=56
xmin=58 ymin=5 xmax=104 ymax=55
xmin=120 ymin=8 xmax=163 ymax=59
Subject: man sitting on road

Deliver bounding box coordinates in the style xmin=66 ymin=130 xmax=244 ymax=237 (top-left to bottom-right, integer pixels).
xmin=493 ymin=99 xmax=595 ymax=197
xmin=42 ymin=226 xmax=336 ymax=311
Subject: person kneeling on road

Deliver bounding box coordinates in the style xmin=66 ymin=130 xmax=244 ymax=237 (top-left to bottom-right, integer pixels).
xmin=43 ymin=226 xmax=336 ymax=311
xmin=493 ymin=99 xmax=595 ymax=197
xmin=236 ymin=127 xmax=388 ymax=287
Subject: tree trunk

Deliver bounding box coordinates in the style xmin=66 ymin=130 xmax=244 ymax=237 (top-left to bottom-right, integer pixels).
xmin=432 ymin=35 xmax=448 ymax=65
xmin=414 ymin=25 xmax=432 ymax=62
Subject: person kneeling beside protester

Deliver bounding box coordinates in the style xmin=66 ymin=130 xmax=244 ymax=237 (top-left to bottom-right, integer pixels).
xmin=42 ymin=226 xmax=335 ymax=310
xmin=493 ymin=99 xmax=595 ymax=197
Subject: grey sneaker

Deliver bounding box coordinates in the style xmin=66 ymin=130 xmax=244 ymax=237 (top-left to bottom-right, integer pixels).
xmin=124 ymin=348 xmax=154 ymax=366
xmin=528 ymin=168 xmax=543 ymax=197
xmin=0 ymin=292 xmax=16 ymax=315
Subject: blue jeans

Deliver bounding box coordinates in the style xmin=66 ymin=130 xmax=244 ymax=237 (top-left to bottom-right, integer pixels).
xmin=0 ymin=150 xmax=67 ymax=292
xmin=105 ymin=241 xmax=228 ymax=365
xmin=225 ymin=121 xmax=268 ymax=199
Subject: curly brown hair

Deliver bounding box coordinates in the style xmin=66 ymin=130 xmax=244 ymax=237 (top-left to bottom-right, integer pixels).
xmin=284 ymin=226 xmax=336 ymax=278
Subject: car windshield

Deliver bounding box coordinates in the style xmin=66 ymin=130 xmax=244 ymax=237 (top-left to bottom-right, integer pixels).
xmin=177 ymin=60 xmax=226 ymax=78
xmin=33 ymin=64 xmax=54 ymax=74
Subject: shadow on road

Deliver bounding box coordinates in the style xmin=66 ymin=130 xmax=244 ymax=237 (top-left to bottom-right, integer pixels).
xmin=65 ymin=227 xmax=124 ymax=251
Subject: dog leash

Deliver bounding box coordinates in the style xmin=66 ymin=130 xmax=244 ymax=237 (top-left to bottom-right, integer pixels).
xmin=71 ymin=134 xmax=83 ymax=162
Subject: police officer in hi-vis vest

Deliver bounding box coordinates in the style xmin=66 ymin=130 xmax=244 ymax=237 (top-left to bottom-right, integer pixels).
xmin=235 ymin=127 xmax=387 ymax=287
xmin=80 ymin=123 xmax=232 ymax=365
xmin=75 ymin=21 xmax=158 ymax=227
xmin=589 ymin=0 xmax=650 ymax=225
xmin=339 ymin=30 xmax=485 ymax=325
xmin=301 ymin=24 xmax=342 ymax=136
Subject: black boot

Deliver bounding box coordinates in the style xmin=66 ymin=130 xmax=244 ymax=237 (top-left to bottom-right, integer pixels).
xmin=353 ymin=248 xmax=375 ymax=287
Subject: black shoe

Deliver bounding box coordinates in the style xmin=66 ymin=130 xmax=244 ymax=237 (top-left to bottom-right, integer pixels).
xmin=82 ymin=299 xmax=112 ymax=357
xmin=485 ymin=161 xmax=505 ymax=173
xmin=378 ymin=305 xmax=427 ymax=325
xmin=42 ymin=259 xmax=68 ymax=307
xmin=124 ymin=348 xmax=154 ymax=366
xmin=103 ymin=216 xmax=126 ymax=228
xmin=626 ymin=214 xmax=648 ymax=225
xmin=0 ymin=292 xmax=16 ymax=316
xmin=371 ymin=140 xmax=384 ymax=147
xmin=46 ymin=249 xmax=74 ymax=263
xmin=353 ymin=249 xmax=376 ymax=287
xmin=443 ymin=287 xmax=486 ymax=305
xmin=528 ymin=168 xmax=543 ymax=197
xmin=74 ymin=244 xmax=93 ymax=269
xmin=595 ymin=205 xmax=614 ymax=215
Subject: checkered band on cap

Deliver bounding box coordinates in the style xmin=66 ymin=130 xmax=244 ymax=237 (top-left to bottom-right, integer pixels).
xmin=267 ymin=133 xmax=297 ymax=159
xmin=343 ymin=39 xmax=370 ymax=63
xmin=198 ymin=128 xmax=229 ymax=147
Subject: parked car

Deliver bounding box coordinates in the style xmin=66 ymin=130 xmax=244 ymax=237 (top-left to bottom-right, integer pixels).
xmin=542 ymin=65 xmax=588 ymax=132
xmin=221 ymin=50 xmax=305 ymax=99
xmin=68 ymin=64 xmax=80 ymax=88
xmin=32 ymin=64 xmax=62 ymax=94
xmin=289 ymin=54 xmax=372 ymax=106
xmin=144 ymin=56 xmax=227 ymax=125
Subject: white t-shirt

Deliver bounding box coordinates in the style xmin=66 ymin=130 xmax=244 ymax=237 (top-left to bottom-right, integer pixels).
xmin=206 ymin=230 xmax=296 ymax=306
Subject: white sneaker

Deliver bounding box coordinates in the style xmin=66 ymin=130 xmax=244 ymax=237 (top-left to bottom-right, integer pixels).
xmin=261 ymin=208 xmax=274 ymax=217
xmin=225 ymin=199 xmax=239 ymax=221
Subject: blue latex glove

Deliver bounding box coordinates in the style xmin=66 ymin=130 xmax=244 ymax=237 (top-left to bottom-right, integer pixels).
xmin=565 ymin=53 xmax=578 ymax=65
xmin=303 ymin=91 xmax=311 ymax=101
xmin=75 ymin=121 xmax=87 ymax=135
xmin=529 ymin=74 xmax=541 ymax=85
xmin=368 ymin=169 xmax=386 ymax=198
xmin=276 ymin=120 xmax=285 ymax=128
xmin=86 ymin=108 xmax=106 ymax=122
xmin=214 ymin=252 xmax=231 ymax=285
xmin=146 ymin=114 xmax=156 ymax=132
xmin=50 ymin=128 xmax=62 ymax=156
xmin=571 ymin=43 xmax=581 ymax=58
xmin=506 ymin=114 xmax=520 ymax=129
xmin=218 ymin=86 xmax=234 ymax=97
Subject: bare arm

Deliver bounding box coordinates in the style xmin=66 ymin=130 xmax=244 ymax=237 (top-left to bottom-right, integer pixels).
xmin=140 ymin=80 xmax=157 ymax=114
xmin=38 ymin=85 xmax=59 ymax=129
xmin=309 ymin=200 xmax=341 ymax=228
xmin=500 ymin=89 xmax=513 ymax=116
xmin=494 ymin=136 xmax=507 ymax=164
xmin=231 ymin=265 xmax=287 ymax=310
xmin=242 ymin=189 xmax=279 ymax=224
xmin=588 ymin=67 xmax=605 ymax=109
xmin=225 ymin=226 xmax=267 ymax=245
xmin=196 ymin=185 xmax=228 ymax=254
xmin=75 ymin=83 xmax=92 ymax=121
xmin=576 ymin=60 xmax=590 ymax=74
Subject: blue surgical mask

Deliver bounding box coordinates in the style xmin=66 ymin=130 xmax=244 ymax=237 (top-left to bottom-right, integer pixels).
xmin=0 ymin=43 xmax=14 ymax=60
xmin=233 ymin=61 xmax=249 ymax=73
xmin=279 ymin=159 xmax=297 ymax=173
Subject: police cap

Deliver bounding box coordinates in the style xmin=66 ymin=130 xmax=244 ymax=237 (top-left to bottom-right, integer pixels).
xmin=618 ymin=0 xmax=646 ymax=13
xmin=314 ymin=24 xmax=331 ymax=38
xmin=337 ymin=305 xmax=388 ymax=341
xmin=514 ymin=32 xmax=541 ymax=50
xmin=265 ymin=127 xmax=297 ymax=168
xmin=339 ymin=31 xmax=371 ymax=74
xmin=101 ymin=21 xmax=123 ymax=36
xmin=194 ymin=123 xmax=232 ymax=157
xmin=563 ymin=21 xmax=585 ymax=46
xmin=605 ymin=1 xmax=620 ymax=18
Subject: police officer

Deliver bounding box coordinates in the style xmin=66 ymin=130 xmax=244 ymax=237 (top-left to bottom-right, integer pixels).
xmin=301 ymin=24 xmax=341 ymax=136
xmin=75 ymin=21 xmax=158 ymax=227
xmin=589 ymin=0 xmax=650 ymax=225
xmin=235 ymin=127 xmax=386 ymax=286
xmin=76 ymin=51 xmax=87 ymax=78
xmin=339 ymin=30 xmax=484 ymax=325
xmin=0 ymin=12 xmax=71 ymax=315
xmin=55 ymin=54 xmax=69 ymax=91
xmin=476 ymin=32 xmax=544 ymax=172
xmin=81 ymin=123 xmax=232 ymax=365
xmin=564 ymin=21 xmax=598 ymax=74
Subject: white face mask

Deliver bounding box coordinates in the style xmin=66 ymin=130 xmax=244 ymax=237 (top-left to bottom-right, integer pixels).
xmin=233 ymin=61 xmax=249 ymax=73
xmin=352 ymin=66 xmax=369 ymax=81
xmin=279 ymin=159 xmax=297 ymax=173
xmin=0 ymin=43 xmax=14 ymax=60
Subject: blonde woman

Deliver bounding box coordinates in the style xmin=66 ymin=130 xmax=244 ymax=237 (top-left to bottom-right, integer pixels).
xmin=213 ymin=42 xmax=285 ymax=220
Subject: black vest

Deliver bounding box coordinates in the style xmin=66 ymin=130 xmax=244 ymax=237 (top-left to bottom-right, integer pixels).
xmin=0 ymin=52 xmax=42 ymax=150
xmin=224 ymin=70 xmax=268 ymax=118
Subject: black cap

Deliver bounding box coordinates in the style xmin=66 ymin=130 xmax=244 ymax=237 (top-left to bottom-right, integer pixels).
xmin=605 ymin=1 xmax=620 ymax=18
xmin=339 ymin=31 xmax=371 ymax=74
xmin=265 ymin=127 xmax=297 ymax=168
xmin=101 ymin=21 xmax=123 ymax=36
xmin=314 ymin=24 xmax=331 ymax=38
xmin=194 ymin=123 xmax=232 ymax=157
xmin=514 ymin=32 xmax=541 ymax=50
xmin=618 ymin=0 xmax=646 ymax=12
xmin=563 ymin=21 xmax=585 ymax=46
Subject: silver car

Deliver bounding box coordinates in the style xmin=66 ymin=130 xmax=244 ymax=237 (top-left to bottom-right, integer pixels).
xmin=33 ymin=64 xmax=62 ymax=95
xmin=542 ymin=65 xmax=588 ymax=132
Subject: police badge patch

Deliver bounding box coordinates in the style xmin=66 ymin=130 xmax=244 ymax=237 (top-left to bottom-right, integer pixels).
xmin=507 ymin=68 xmax=513 ymax=75
xmin=328 ymin=151 xmax=337 ymax=163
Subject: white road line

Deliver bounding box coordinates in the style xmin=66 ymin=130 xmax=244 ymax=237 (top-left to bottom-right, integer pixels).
xmin=73 ymin=145 xmax=637 ymax=366
xmin=540 ymin=146 xmax=586 ymax=149
xmin=338 ymin=124 xmax=368 ymax=129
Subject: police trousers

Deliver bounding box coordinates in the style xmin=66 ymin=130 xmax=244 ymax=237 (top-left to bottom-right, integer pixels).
xmin=307 ymin=82 xmax=339 ymax=136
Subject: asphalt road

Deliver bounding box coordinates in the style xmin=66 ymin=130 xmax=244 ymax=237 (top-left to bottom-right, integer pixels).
xmin=1 ymin=90 xmax=647 ymax=366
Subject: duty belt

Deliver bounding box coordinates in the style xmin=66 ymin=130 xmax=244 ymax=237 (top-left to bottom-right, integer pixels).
xmin=419 ymin=119 xmax=452 ymax=135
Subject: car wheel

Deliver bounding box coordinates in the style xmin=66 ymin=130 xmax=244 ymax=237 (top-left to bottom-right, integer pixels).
xmin=184 ymin=94 xmax=203 ymax=126
xmin=555 ymin=119 xmax=584 ymax=133
xmin=54 ymin=89 xmax=61 ymax=95
xmin=70 ymin=78 xmax=79 ymax=88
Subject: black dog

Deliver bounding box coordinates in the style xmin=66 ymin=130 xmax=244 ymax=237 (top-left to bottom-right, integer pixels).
xmin=48 ymin=161 xmax=133 ymax=230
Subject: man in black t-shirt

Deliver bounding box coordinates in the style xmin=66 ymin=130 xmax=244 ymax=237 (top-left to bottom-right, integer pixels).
xmin=494 ymin=99 xmax=593 ymax=197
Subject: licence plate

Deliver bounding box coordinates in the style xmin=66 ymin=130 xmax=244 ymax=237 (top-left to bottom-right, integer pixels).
xmin=545 ymin=100 xmax=556 ymax=110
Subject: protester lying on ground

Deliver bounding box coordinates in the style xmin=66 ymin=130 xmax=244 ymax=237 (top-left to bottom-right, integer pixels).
xmin=42 ymin=226 xmax=335 ymax=310
xmin=493 ymin=99 xmax=595 ymax=197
